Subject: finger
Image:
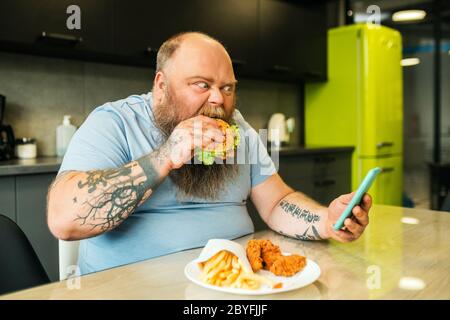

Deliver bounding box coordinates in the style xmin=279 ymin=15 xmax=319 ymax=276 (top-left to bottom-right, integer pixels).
xmin=189 ymin=121 xmax=221 ymax=133
xmin=225 ymin=129 xmax=235 ymax=150
xmin=344 ymin=218 xmax=364 ymax=236
xmin=361 ymin=193 xmax=372 ymax=211
xmin=339 ymin=192 xmax=356 ymax=204
xmin=201 ymin=133 xmax=225 ymax=150
xmin=204 ymin=141 xmax=222 ymax=152
xmin=191 ymin=115 xmax=220 ymax=127
xmin=188 ymin=118 xmax=220 ymax=138
xmin=352 ymin=205 xmax=369 ymax=226
xmin=332 ymin=229 xmax=355 ymax=243
xmin=202 ymin=128 xmax=225 ymax=143
xmin=193 ymin=127 xmax=224 ymax=146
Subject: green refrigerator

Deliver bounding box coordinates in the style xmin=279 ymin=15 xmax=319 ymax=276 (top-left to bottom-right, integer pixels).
xmin=305 ymin=24 xmax=403 ymax=206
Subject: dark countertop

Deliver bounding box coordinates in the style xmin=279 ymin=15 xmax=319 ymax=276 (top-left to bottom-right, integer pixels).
xmin=0 ymin=146 xmax=354 ymax=176
xmin=271 ymin=145 xmax=354 ymax=156
xmin=0 ymin=157 xmax=62 ymax=176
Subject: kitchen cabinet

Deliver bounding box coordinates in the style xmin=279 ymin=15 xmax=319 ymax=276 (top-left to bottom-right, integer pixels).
xmin=16 ymin=174 xmax=59 ymax=283
xmin=278 ymin=151 xmax=351 ymax=205
xmin=0 ymin=171 xmax=58 ymax=282
xmin=259 ymin=0 xmax=327 ymax=82
xmin=189 ymin=0 xmax=260 ymax=77
xmin=247 ymin=148 xmax=352 ymax=232
xmin=0 ymin=177 xmax=15 ymax=221
xmin=113 ymin=0 xmax=259 ymax=75
xmin=0 ymin=0 xmax=327 ymax=81
xmin=112 ymin=0 xmax=187 ymax=67
xmin=0 ymin=0 xmax=113 ymax=54
xmin=311 ymin=173 xmax=349 ymax=205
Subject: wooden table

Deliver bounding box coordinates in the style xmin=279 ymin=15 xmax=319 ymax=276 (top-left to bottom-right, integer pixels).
xmin=1 ymin=205 xmax=449 ymax=299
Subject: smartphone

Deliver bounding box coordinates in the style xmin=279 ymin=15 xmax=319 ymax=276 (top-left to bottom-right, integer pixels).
xmin=333 ymin=167 xmax=381 ymax=231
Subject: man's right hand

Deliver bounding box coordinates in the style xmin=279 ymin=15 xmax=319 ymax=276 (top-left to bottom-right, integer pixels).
xmin=162 ymin=115 xmax=226 ymax=169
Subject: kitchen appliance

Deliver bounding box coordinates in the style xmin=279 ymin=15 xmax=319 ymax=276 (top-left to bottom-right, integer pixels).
xmin=15 ymin=137 xmax=37 ymax=159
xmin=268 ymin=113 xmax=295 ymax=147
xmin=268 ymin=113 xmax=287 ymax=148
xmin=305 ymin=24 xmax=403 ymax=206
xmin=0 ymin=94 xmax=16 ymax=160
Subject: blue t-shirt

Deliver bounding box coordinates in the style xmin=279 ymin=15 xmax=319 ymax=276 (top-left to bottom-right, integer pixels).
xmin=59 ymin=92 xmax=276 ymax=274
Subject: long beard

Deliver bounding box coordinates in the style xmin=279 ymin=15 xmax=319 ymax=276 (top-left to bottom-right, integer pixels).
xmin=153 ymin=88 xmax=238 ymax=200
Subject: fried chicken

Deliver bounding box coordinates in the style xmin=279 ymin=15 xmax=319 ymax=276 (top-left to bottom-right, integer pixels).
xmin=269 ymin=255 xmax=307 ymax=277
xmin=245 ymin=239 xmax=306 ymax=277
xmin=260 ymin=240 xmax=282 ymax=269
xmin=246 ymin=239 xmax=264 ymax=272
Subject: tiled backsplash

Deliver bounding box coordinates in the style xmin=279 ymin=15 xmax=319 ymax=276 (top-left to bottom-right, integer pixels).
xmin=0 ymin=52 xmax=300 ymax=156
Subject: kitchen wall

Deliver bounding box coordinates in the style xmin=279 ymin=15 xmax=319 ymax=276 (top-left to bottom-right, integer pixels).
xmin=403 ymin=44 xmax=450 ymax=168
xmin=0 ymin=52 xmax=300 ymax=156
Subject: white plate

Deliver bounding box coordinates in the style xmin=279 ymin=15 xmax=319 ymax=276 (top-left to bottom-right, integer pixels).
xmin=184 ymin=255 xmax=321 ymax=296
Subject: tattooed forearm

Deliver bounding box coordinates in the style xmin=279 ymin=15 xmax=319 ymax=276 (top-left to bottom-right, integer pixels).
xmin=48 ymin=139 xmax=174 ymax=240
xmin=266 ymin=193 xmax=328 ymax=241
xmin=279 ymin=200 xmax=321 ymax=224
xmin=73 ymin=156 xmax=160 ymax=232
xmin=278 ymin=227 xmax=323 ymax=240
xmin=278 ymin=200 xmax=323 ymax=240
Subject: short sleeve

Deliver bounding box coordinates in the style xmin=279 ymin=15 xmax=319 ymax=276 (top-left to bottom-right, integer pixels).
xmin=248 ymin=128 xmax=277 ymax=187
xmin=58 ymin=107 xmax=130 ymax=174
xmin=233 ymin=110 xmax=277 ymax=188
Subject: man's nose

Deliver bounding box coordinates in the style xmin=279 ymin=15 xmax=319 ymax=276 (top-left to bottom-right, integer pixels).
xmin=208 ymin=87 xmax=224 ymax=106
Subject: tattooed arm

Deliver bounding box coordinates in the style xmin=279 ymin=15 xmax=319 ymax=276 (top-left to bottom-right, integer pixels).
xmin=47 ymin=115 xmax=224 ymax=241
xmin=251 ymin=174 xmax=372 ymax=243
xmin=251 ymin=175 xmax=329 ymax=240
xmin=47 ymin=147 xmax=172 ymax=240
xmin=272 ymin=192 xmax=329 ymax=240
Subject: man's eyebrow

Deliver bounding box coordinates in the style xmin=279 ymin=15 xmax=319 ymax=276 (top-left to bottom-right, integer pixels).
xmin=187 ymin=76 xmax=238 ymax=86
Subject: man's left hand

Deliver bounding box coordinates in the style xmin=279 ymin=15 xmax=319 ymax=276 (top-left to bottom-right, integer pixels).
xmin=325 ymin=192 xmax=372 ymax=242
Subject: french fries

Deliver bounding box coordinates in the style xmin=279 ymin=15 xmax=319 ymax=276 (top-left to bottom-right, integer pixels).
xmin=198 ymin=250 xmax=282 ymax=290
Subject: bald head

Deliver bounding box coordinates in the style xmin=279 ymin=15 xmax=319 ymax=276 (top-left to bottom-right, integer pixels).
xmin=156 ymin=32 xmax=232 ymax=74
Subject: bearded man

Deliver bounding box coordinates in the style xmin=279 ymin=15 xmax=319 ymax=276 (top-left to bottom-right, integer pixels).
xmin=48 ymin=32 xmax=372 ymax=275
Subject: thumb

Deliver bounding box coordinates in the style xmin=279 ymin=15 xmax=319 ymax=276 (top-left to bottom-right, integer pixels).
xmin=339 ymin=191 xmax=356 ymax=204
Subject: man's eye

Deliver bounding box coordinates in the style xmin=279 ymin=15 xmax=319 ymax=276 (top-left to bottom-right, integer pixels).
xmin=222 ymin=85 xmax=234 ymax=93
xmin=196 ymin=82 xmax=209 ymax=89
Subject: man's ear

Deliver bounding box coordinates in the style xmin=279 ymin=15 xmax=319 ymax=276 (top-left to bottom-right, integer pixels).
xmin=154 ymin=71 xmax=166 ymax=90
xmin=152 ymin=71 xmax=166 ymax=102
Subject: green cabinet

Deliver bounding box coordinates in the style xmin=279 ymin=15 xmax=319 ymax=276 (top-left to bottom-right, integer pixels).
xmin=305 ymin=25 xmax=403 ymax=205
xmin=360 ymin=27 xmax=403 ymax=157
xmin=360 ymin=156 xmax=403 ymax=206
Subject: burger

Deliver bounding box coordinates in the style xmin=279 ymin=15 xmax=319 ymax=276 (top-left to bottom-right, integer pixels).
xmin=195 ymin=119 xmax=240 ymax=165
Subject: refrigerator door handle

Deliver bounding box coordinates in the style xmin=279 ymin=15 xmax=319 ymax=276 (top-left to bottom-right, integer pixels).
xmin=380 ymin=167 xmax=395 ymax=173
xmin=376 ymin=141 xmax=394 ymax=149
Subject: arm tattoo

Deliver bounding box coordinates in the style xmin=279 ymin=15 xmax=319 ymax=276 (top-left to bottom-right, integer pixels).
xmin=278 ymin=199 xmax=324 ymax=240
xmin=74 ymin=156 xmax=159 ymax=232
